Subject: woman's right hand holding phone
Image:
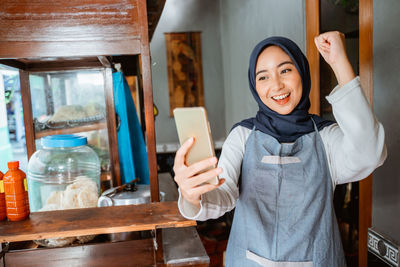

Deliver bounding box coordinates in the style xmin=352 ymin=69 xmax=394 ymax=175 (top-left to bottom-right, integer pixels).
xmin=173 ymin=137 xmax=225 ymax=209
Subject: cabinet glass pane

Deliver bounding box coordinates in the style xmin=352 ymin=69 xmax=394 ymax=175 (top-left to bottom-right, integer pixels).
xmin=30 ymin=69 xmax=112 ymax=190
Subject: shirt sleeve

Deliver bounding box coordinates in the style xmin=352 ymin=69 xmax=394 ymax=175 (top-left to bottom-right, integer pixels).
xmin=319 ymin=76 xmax=387 ymax=186
xmin=177 ymin=126 xmax=251 ymax=220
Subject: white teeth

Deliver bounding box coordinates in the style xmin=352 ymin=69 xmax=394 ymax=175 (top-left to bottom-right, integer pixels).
xmin=272 ymin=93 xmax=289 ymax=100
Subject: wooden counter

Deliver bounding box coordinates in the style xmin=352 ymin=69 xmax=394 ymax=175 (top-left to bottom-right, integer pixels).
xmin=0 ymin=202 xmax=208 ymax=267
xmin=0 ymin=201 xmax=196 ymax=243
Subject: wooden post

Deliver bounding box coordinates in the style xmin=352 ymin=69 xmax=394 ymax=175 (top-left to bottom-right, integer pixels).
xmin=137 ymin=0 xmax=162 ymax=263
xmin=19 ymin=70 xmax=36 ymax=160
xmin=305 ymin=0 xmax=321 ymax=116
xmin=137 ymin=0 xmax=159 ymax=203
xmin=358 ymin=0 xmax=373 ymax=266
xmin=104 ymin=68 xmax=121 ymax=186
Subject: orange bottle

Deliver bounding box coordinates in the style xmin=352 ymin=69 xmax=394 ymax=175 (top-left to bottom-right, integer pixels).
xmin=0 ymin=170 xmax=6 ymax=221
xmin=3 ymin=161 xmax=30 ymax=221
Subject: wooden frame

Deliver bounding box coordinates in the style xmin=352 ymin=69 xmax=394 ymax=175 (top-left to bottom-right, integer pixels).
xmin=358 ymin=0 xmax=373 ymax=266
xmin=306 ymin=0 xmax=321 ymax=116
xmin=19 ymin=70 xmax=35 ymax=160
xmin=137 ymin=0 xmax=160 ymax=202
xmin=306 ymin=1 xmax=374 ymax=266
xmin=104 ymin=67 xmax=122 ymax=185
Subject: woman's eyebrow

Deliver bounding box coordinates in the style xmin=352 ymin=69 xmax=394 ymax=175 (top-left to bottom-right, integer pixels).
xmin=277 ymin=61 xmax=294 ymax=68
xmin=255 ymin=69 xmax=267 ymax=77
xmin=256 ymin=61 xmax=295 ymax=77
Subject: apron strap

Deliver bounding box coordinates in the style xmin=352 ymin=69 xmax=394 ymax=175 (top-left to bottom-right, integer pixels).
xmin=310 ymin=117 xmax=319 ymax=132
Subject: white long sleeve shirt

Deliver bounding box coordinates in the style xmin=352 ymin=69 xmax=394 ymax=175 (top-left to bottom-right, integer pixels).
xmin=178 ymin=77 xmax=387 ymax=221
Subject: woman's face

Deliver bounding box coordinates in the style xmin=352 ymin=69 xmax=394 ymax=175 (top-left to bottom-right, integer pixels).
xmin=255 ymin=45 xmax=303 ymax=115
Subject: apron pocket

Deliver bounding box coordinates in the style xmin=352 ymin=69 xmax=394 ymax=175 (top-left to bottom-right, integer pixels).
xmin=251 ymin=156 xmax=281 ymax=204
xmin=253 ymin=169 xmax=279 ymax=205
xmin=278 ymin=163 xmax=305 ymax=208
xmin=246 ymin=250 xmax=313 ymax=267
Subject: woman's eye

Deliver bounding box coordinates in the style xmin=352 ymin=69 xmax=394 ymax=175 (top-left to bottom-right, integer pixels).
xmin=281 ymin=69 xmax=292 ymax=74
xmin=258 ymin=76 xmax=268 ymax=81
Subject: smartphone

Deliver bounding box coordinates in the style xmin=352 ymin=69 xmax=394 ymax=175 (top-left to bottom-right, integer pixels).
xmin=173 ymin=107 xmax=219 ymax=185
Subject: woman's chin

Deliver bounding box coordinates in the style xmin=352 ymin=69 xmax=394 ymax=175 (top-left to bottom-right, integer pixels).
xmin=270 ymin=105 xmax=295 ymax=115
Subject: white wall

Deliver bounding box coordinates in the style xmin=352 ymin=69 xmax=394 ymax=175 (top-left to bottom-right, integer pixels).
xmin=150 ymin=0 xmax=225 ymax=146
xmin=372 ymin=0 xmax=400 ymax=242
xmin=219 ymin=0 xmax=306 ymax=132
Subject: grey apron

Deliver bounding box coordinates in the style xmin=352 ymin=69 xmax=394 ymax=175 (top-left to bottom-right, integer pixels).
xmin=225 ymin=123 xmax=346 ymax=267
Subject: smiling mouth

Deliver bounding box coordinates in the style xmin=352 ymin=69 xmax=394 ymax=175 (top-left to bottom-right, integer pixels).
xmin=272 ymin=93 xmax=290 ymax=100
xmin=271 ymin=93 xmax=290 ymax=105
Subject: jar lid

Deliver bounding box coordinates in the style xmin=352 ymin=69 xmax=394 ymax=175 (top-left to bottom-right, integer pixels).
xmin=41 ymin=135 xmax=88 ymax=148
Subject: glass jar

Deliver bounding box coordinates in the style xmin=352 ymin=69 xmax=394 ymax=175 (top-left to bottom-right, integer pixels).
xmin=27 ymin=135 xmax=100 ymax=212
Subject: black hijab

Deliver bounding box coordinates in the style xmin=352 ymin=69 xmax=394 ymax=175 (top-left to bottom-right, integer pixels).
xmin=232 ymin=36 xmax=334 ymax=143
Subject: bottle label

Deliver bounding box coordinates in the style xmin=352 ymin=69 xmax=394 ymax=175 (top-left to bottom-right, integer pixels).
xmin=0 ymin=180 xmax=3 ymax=193
xmin=24 ymin=179 xmax=28 ymax=191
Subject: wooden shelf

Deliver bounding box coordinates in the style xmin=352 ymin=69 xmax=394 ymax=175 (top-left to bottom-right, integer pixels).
xmin=5 ymin=239 xmax=156 ymax=267
xmin=0 ymin=201 xmax=196 ymax=243
xmin=35 ymin=121 xmax=107 ymax=139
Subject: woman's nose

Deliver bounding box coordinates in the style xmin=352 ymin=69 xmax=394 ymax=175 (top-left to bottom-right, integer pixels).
xmin=271 ymin=77 xmax=284 ymax=91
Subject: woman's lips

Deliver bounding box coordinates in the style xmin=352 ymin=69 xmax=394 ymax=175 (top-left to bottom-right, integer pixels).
xmin=271 ymin=93 xmax=290 ymax=105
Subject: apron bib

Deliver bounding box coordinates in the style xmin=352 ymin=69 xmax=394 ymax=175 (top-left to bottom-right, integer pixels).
xmin=225 ymin=123 xmax=346 ymax=267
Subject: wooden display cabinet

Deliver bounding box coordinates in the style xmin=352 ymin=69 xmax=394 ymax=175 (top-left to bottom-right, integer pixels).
xmin=7 ymin=57 xmax=121 ymax=187
xmin=0 ymin=1 xmax=203 ymax=266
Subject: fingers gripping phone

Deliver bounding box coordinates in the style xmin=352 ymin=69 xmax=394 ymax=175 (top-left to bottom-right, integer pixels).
xmin=173 ymin=107 xmax=219 ymax=185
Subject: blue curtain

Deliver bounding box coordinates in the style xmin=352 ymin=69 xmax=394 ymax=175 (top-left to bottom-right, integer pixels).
xmin=113 ymin=72 xmax=149 ymax=185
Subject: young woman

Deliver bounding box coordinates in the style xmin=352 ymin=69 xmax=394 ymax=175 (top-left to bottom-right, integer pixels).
xmin=173 ymin=31 xmax=386 ymax=266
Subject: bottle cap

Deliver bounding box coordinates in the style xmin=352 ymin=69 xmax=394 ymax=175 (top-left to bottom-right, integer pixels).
xmin=41 ymin=135 xmax=88 ymax=148
xmin=8 ymin=161 xmax=19 ymax=169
